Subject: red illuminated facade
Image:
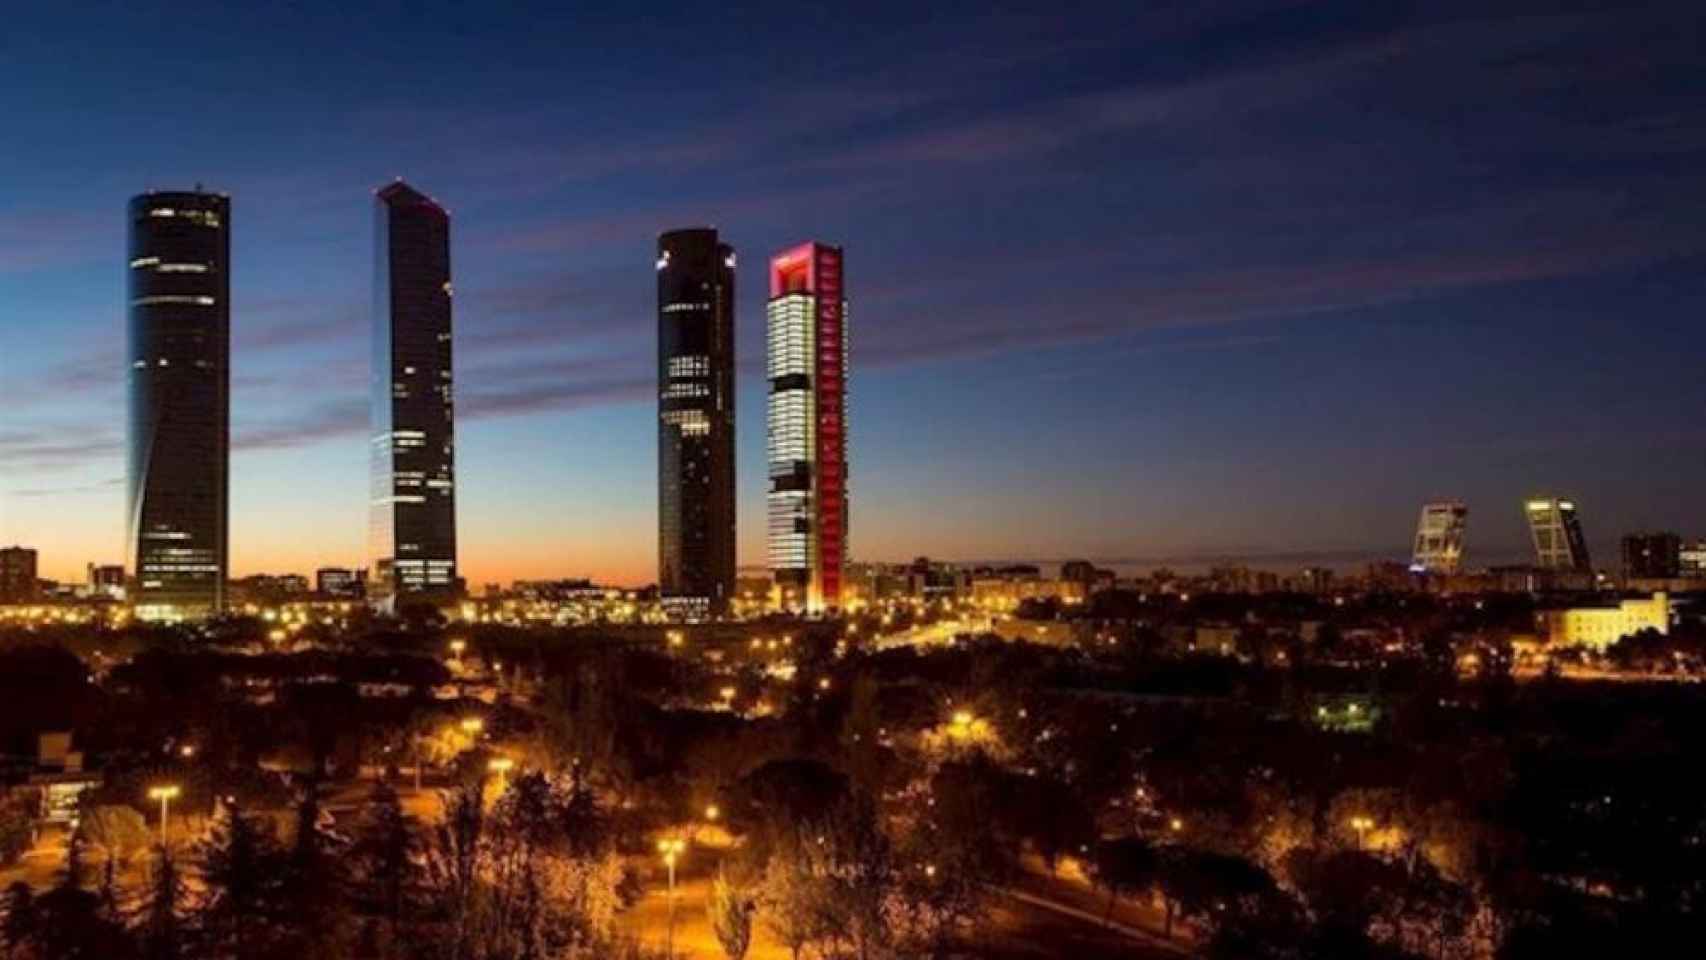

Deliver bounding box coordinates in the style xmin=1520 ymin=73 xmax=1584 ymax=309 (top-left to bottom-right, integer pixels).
xmin=766 ymin=242 xmax=848 ymax=611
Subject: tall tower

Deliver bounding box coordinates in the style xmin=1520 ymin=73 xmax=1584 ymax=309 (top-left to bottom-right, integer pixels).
xmin=1525 ymin=496 xmax=1590 ymax=572
xmin=369 ymin=181 xmax=458 ymax=608
xmin=656 ymin=228 xmax=737 ymax=620
xmin=1410 ymin=501 xmax=1468 ymax=574
xmin=766 ymin=242 xmax=849 ymax=613
xmin=127 ymin=190 xmax=230 ymax=620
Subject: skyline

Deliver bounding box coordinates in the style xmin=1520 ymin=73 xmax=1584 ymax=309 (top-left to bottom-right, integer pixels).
xmin=5 ymin=1 xmax=1706 ymax=586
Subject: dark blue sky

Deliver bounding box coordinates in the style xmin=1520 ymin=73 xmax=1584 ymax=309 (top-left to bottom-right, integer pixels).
xmin=3 ymin=0 xmax=1704 ymax=583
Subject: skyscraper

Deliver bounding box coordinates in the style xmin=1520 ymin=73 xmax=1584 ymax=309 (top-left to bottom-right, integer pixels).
xmin=656 ymin=228 xmax=737 ymax=619
xmin=1410 ymin=501 xmax=1468 ymax=574
xmin=1525 ymin=496 xmax=1591 ymax=572
xmin=127 ymin=190 xmax=230 ymax=619
xmin=1621 ymin=532 xmax=1680 ymax=580
xmin=369 ymin=181 xmax=458 ymax=607
xmin=766 ymin=242 xmax=849 ymax=613
xmin=0 ymin=547 xmax=38 ymax=604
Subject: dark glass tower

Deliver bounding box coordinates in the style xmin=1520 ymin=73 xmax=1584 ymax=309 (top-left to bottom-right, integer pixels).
xmin=656 ymin=228 xmax=736 ymax=619
xmin=127 ymin=190 xmax=230 ymax=619
xmin=369 ymin=181 xmax=458 ymax=607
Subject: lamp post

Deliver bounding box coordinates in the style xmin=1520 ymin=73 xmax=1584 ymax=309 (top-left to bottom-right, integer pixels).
xmin=657 ymin=838 xmax=686 ymax=959
xmin=148 ymin=785 xmax=180 ymax=846
xmin=487 ymin=756 xmax=514 ymax=796
xmin=1350 ymin=816 xmax=1373 ymax=850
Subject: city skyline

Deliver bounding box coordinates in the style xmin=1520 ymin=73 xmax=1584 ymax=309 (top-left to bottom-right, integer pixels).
xmin=5 ymin=1 xmax=1706 ymax=587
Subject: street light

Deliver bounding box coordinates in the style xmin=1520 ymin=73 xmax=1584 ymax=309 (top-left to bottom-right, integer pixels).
xmin=1350 ymin=815 xmax=1374 ymax=849
xmin=488 ymin=756 xmax=514 ymax=795
xmin=461 ymin=717 xmax=484 ymax=736
xmin=657 ymin=838 xmax=687 ymax=959
xmin=148 ymin=785 xmax=181 ymax=846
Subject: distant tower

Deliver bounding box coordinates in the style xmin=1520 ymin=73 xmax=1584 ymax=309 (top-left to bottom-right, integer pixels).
xmin=369 ymin=181 xmax=458 ymax=608
xmin=766 ymin=242 xmax=849 ymax=613
xmin=127 ymin=189 xmax=230 ymax=620
xmin=1525 ymin=496 xmax=1590 ymax=572
xmin=1410 ymin=501 xmax=1468 ymax=574
xmin=656 ymin=228 xmax=737 ymax=620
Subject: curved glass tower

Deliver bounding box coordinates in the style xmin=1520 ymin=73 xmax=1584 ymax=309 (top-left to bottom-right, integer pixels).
xmin=656 ymin=228 xmax=736 ymax=620
xmin=369 ymin=181 xmax=458 ymax=609
xmin=126 ymin=190 xmax=230 ymax=620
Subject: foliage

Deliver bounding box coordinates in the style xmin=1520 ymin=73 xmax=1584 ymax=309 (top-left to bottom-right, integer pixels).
xmin=707 ymin=865 xmax=754 ymax=960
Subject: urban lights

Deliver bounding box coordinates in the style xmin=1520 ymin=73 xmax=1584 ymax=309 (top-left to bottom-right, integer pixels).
xmin=487 ymin=756 xmax=514 ymax=794
xmin=148 ymin=784 xmax=181 ymax=845
xmin=1350 ymin=815 xmax=1375 ymax=849
xmin=657 ymin=837 xmax=688 ymax=958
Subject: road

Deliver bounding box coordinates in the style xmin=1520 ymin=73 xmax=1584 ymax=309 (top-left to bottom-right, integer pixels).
xmin=618 ymin=862 xmax=1189 ymax=959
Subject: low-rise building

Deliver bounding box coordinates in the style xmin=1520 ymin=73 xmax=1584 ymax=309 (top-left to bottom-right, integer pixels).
xmin=1540 ymin=592 xmax=1670 ymax=649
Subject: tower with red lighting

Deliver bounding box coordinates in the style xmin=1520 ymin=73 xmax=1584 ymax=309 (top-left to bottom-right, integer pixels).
xmin=766 ymin=242 xmax=848 ymax=612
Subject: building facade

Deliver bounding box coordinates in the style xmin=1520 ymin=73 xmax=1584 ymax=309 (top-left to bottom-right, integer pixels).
xmin=1681 ymin=540 xmax=1706 ymax=578
xmin=656 ymin=228 xmax=737 ymax=619
xmin=1524 ymin=496 xmax=1591 ymax=572
xmin=1411 ymin=501 xmax=1468 ymax=574
xmin=1621 ymin=532 xmax=1681 ymax=580
xmin=127 ymin=190 xmax=230 ymax=619
xmin=369 ymin=181 xmax=458 ymax=607
xmin=1540 ymin=592 xmax=1670 ymax=649
xmin=0 ymin=547 xmax=39 ymax=603
xmin=766 ymin=242 xmax=849 ymax=613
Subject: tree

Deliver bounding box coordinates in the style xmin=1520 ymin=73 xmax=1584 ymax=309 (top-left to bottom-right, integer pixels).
xmin=708 ymin=865 xmax=754 ymax=960
xmin=0 ymin=791 xmax=35 ymax=868
xmin=279 ymin=781 xmax=349 ymax=956
xmin=79 ymin=806 xmax=150 ymax=872
xmin=349 ymin=782 xmax=423 ymax=956
xmin=139 ymin=847 xmax=185 ymax=960
xmin=759 ymin=833 xmax=823 ymax=960
xmin=2 ymin=883 xmax=38 ymax=959
xmin=195 ymin=801 xmax=288 ymax=959
xmin=1092 ymin=837 xmax=1158 ymax=923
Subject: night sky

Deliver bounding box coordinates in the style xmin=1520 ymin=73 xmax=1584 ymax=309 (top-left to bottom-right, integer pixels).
xmin=3 ymin=1 xmax=1704 ymax=586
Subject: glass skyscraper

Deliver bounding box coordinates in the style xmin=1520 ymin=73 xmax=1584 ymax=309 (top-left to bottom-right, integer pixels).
xmin=1410 ymin=501 xmax=1467 ymax=574
xmin=369 ymin=181 xmax=458 ymax=607
xmin=766 ymin=242 xmax=849 ymax=613
xmin=656 ymin=228 xmax=737 ymax=619
xmin=127 ymin=190 xmax=230 ymax=620
xmin=1525 ymin=496 xmax=1591 ymax=572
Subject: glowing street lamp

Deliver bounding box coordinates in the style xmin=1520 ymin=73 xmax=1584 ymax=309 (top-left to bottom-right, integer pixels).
xmin=448 ymin=639 xmax=466 ymax=663
xmin=148 ymin=785 xmax=181 ymax=846
xmin=460 ymin=717 xmax=484 ymax=736
xmin=1349 ymin=815 xmax=1374 ymax=849
xmin=487 ymin=756 xmax=514 ymax=794
xmin=657 ymin=838 xmax=687 ymax=958
xmin=704 ymin=804 xmax=720 ymax=822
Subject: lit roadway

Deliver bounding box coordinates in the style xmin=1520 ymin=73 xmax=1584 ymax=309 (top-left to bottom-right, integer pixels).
xmin=874 ymin=616 xmax=990 ymax=650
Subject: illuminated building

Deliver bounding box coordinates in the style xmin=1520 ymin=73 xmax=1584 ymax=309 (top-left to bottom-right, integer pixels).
xmin=370 ymin=181 xmax=458 ymax=607
xmin=656 ymin=228 xmax=737 ymax=619
xmin=1 ymin=547 xmax=39 ymax=603
xmin=1681 ymin=540 xmax=1706 ymax=577
xmin=1540 ymin=592 xmax=1669 ymax=649
xmin=1621 ymin=532 xmax=1680 ymax=580
xmin=316 ymin=566 xmax=364 ymax=598
xmin=766 ymin=242 xmax=849 ymax=613
xmin=1410 ymin=501 xmax=1468 ymax=574
xmin=1524 ymin=496 xmax=1591 ymax=572
xmin=87 ymin=564 xmax=125 ymax=601
xmin=127 ymin=190 xmax=230 ymax=619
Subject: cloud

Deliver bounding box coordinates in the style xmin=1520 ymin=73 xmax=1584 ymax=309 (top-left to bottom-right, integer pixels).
xmin=0 ymin=211 xmax=110 ymax=273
